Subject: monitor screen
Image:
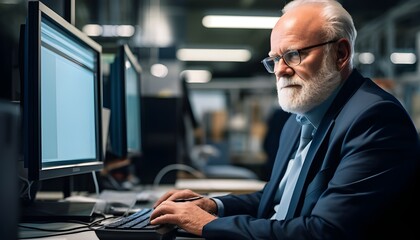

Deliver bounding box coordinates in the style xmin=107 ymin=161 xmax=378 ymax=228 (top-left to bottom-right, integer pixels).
xmin=104 ymin=44 xmax=142 ymax=159
xmin=22 ymin=1 xmax=103 ymax=181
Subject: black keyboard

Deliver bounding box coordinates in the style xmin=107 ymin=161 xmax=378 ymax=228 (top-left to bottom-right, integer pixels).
xmin=94 ymin=208 xmax=177 ymax=240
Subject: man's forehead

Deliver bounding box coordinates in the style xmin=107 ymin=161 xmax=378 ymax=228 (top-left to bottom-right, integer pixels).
xmin=274 ymin=5 xmax=325 ymax=43
xmin=279 ymin=5 xmax=323 ymax=30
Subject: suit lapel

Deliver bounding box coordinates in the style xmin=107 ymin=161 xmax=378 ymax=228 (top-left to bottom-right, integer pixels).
xmin=258 ymin=117 xmax=300 ymax=218
xmin=285 ymin=69 xmax=366 ymax=219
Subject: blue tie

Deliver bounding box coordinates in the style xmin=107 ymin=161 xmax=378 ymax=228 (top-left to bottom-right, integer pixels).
xmin=273 ymin=117 xmax=314 ymax=220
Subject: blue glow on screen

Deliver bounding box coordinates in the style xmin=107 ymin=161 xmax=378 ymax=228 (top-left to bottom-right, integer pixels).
xmin=124 ymin=59 xmax=141 ymax=153
xmin=40 ymin=18 xmax=97 ymax=164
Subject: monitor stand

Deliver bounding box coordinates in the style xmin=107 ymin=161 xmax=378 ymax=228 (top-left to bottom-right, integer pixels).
xmin=20 ymin=176 xmax=97 ymax=222
xmin=20 ymin=200 xmax=97 ymax=222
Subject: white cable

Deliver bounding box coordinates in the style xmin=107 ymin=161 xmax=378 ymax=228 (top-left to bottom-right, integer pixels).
xmin=153 ymin=164 xmax=204 ymax=189
xmin=91 ymin=171 xmax=100 ymax=197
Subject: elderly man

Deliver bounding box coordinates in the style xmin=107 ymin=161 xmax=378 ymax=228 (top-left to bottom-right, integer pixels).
xmin=150 ymin=1 xmax=420 ymax=239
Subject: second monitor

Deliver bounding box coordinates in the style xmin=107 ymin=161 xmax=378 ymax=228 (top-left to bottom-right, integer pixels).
xmin=102 ymin=44 xmax=143 ymax=189
xmin=104 ymin=44 xmax=143 ymax=160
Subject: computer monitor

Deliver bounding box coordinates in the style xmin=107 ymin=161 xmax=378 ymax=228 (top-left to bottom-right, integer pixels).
xmin=22 ymin=0 xmax=103 ymax=181
xmin=20 ymin=1 xmax=103 ymax=221
xmin=104 ymin=44 xmax=142 ymax=159
xmin=179 ymin=76 xmax=200 ymax=166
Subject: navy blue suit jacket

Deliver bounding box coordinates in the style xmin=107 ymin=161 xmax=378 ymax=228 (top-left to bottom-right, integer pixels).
xmin=203 ymin=70 xmax=420 ymax=240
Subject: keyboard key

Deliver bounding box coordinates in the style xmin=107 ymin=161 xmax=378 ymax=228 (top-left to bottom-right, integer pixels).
xmin=94 ymin=208 xmax=177 ymax=240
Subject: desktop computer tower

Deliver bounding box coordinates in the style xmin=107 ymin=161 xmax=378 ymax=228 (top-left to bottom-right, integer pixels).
xmin=0 ymin=101 xmax=20 ymax=240
xmin=134 ymin=96 xmax=182 ymax=185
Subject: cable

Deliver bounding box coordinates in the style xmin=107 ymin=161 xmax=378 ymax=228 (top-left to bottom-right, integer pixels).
xmin=18 ymin=215 xmax=117 ymax=239
xmin=19 ymin=224 xmax=88 ymax=232
xmin=91 ymin=171 xmax=100 ymax=197
xmin=19 ymin=222 xmax=91 ymax=239
xmin=153 ymin=163 xmax=204 ymax=189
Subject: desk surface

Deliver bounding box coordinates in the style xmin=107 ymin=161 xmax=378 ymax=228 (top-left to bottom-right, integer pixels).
xmin=175 ymin=178 xmax=266 ymax=194
xmin=19 ymin=178 xmax=266 ymax=240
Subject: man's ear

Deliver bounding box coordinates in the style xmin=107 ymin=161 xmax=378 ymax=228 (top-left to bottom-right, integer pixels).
xmin=336 ymin=38 xmax=351 ymax=70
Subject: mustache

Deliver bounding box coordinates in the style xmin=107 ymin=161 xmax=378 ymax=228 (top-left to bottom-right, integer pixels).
xmin=277 ymin=77 xmax=302 ymax=88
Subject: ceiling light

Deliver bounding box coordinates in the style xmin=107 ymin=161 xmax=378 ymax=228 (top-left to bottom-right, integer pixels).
xmin=390 ymin=52 xmax=416 ymax=64
xmin=181 ymin=70 xmax=212 ymax=83
xmin=177 ymin=48 xmax=251 ymax=62
xmin=82 ymin=24 xmax=103 ymax=37
xmin=358 ymin=52 xmax=375 ymax=64
xmin=82 ymin=24 xmax=135 ymax=37
xmin=150 ymin=63 xmax=169 ymax=78
xmin=202 ymin=15 xmax=278 ymax=29
xmin=116 ymin=25 xmax=135 ymax=37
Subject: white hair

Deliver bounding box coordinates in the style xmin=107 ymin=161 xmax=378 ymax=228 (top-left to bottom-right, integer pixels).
xmin=282 ymin=0 xmax=357 ymax=67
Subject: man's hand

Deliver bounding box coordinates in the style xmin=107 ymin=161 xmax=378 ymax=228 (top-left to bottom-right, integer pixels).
xmin=150 ymin=200 xmax=217 ymax=236
xmin=153 ymin=189 xmax=217 ymax=214
xmin=151 ymin=189 xmax=218 ymax=236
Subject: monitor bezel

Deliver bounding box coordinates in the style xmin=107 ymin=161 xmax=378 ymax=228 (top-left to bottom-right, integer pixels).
xmin=23 ymin=1 xmax=103 ymax=181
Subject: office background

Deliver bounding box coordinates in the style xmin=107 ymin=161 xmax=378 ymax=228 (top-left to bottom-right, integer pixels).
xmin=1 ymin=0 xmax=420 ymax=181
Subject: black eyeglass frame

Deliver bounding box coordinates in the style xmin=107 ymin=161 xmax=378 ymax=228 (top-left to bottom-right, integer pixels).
xmin=261 ymin=39 xmax=339 ymax=73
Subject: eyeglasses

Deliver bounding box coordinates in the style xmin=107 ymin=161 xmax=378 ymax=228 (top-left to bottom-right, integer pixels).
xmin=261 ymin=39 xmax=339 ymax=73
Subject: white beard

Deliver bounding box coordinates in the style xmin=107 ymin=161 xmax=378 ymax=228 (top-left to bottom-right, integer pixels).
xmin=277 ymin=54 xmax=342 ymax=114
